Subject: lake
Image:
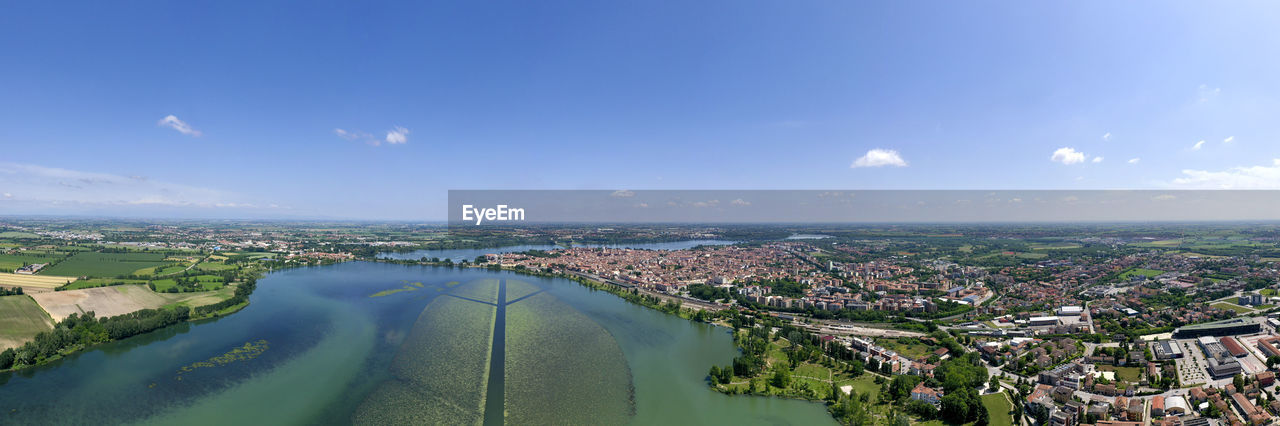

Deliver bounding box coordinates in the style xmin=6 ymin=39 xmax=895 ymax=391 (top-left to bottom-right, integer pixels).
xmin=0 ymin=262 xmax=832 ymax=425
xmin=378 ymin=239 xmax=738 ymax=262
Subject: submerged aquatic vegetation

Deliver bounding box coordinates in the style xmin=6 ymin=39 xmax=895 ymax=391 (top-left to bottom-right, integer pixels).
xmin=504 ymin=280 xmax=634 ymax=425
xmin=368 ymin=280 xmax=426 ymax=297
xmin=175 ymin=339 xmax=270 ymax=378
xmin=353 ymin=279 xmax=498 ymax=425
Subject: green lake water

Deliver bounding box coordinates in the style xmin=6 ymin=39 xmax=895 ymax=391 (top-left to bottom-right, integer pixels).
xmin=0 ymin=262 xmax=834 ymax=425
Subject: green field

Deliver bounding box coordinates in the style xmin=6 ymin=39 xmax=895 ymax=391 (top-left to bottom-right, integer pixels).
xmin=151 ymin=275 xmax=226 ymax=292
xmin=1029 ymin=242 xmax=1082 ymax=250
xmin=981 ymin=393 xmax=1014 ymax=426
xmin=1211 ymin=302 xmax=1253 ymax=314
xmin=40 ymin=252 xmax=171 ymax=277
xmin=1097 ymin=365 xmax=1143 ymax=382
xmin=876 ymin=337 xmax=936 ymax=360
xmin=1119 ymin=268 xmax=1165 ymax=280
xmin=60 ymin=278 xmax=148 ymax=290
xmin=196 ymin=262 xmax=237 ymax=272
xmin=0 ymin=253 xmax=66 ymax=271
xmin=0 ymin=295 xmax=55 ymax=350
xmin=0 ymin=231 xmax=40 ymax=239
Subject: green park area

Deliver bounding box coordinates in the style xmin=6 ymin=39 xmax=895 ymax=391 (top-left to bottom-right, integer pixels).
xmin=981 ymin=393 xmax=1014 ymax=426
xmin=1118 ymin=268 xmax=1165 ymax=280
xmin=1096 ymin=365 xmax=1143 ymax=382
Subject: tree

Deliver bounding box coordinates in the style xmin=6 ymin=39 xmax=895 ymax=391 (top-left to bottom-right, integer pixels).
xmin=0 ymin=348 xmax=14 ymax=370
xmin=976 ymin=402 xmax=991 ymax=426
xmin=770 ymin=365 xmax=791 ymax=389
xmin=1234 ymin=373 xmax=1246 ymax=392
xmin=849 ymin=359 xmax=865 ymax=377
xmin=709 ymin=366 xmax=722 ymax=384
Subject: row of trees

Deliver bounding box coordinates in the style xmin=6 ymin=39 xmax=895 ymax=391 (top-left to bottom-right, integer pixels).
xmin=0 ymin=307 xmax=190 ymax=370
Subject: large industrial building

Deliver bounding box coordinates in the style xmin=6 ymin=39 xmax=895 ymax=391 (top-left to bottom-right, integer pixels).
xmin=1152 ymin=340 xmax=1183 ymax=360
xmin=1172 ymin=317 xmax=1261 ymax=338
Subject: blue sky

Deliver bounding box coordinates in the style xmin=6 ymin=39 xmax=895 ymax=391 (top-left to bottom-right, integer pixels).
xmin=2 ymin=1 xmax=1280 ymax=220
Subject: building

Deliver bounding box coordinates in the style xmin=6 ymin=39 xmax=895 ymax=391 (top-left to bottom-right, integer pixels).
xmin=1151 ymin=340 xmax=1183 ymax=360
xmin=1049 ymin=409 xmax=1074 ymax=426
xmin=1030 ymin=316 xmax=1061 ymax=327
xmin=1058 ymin=306 xmax=1083 ymax=316
xmin=1240 ymin=293 xmax=1264 ymax=306
xmin=1150 ymin=395 xmax=1165 ymax=417
xmin=1198 ymin=336 xmax=1230 ymax=359
xmin=910 ymin=383 xmax=942 ymax=405
xmin=1164 ymin=396 xmax=1189 ymax=416
xmin=1039 ymin=362 xmax=1083 ymax=387
xmin=1173 ymin=317 xmax=1261 ymax=338
xmin=1219 ymin=336 xmax=1249 ymax=357
xmin=1258 ymin=371 xmax=1276 ymax=386
xmin=1207 ymin=354 xmax=1243 ymax=379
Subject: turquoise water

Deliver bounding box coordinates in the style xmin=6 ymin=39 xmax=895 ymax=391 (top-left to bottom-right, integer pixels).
xmin=0 ymin=262 xmax=831 ymax=425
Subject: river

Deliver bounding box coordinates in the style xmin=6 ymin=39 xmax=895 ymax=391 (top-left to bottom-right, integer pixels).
xmin=0 ymin=261 xmax=833 ymax=425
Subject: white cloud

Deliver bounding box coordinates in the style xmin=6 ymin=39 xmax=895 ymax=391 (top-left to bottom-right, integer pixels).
xmin=1152 ymin=194 xmax=1177 ymax=201
xmin=731 ymin=198 xmax=751 ymax=206
xmin=1198 ymin=84 xmax=1221 ymax=102
xmin=611 ymin=190 xmax=635 ymax=198
xmin=336 ymin=126 xmax=409 ymax=146
xmin=1128 ymin=158 xmax=1141 ymax=164
xmin=850 ymin=148 xmax=908 ymax=168
xmin=2 ymin=192 xmax=10 ymax=198
xmin=157 ymin=115 xmax=202 ymax=137
xmin=1102 ymin=132 xmax=1111 ymax=141
xmin=1191 ymin=140 xmax=1205 ymax=151
xmin=1224 ymin=136 xmax=1235 ymax=144
xmin=1050 ymin=147 xmax=1087 ymax=165
xmin=1092 ymin=157 xmax=1104 ymax=163
xmin=692 ymin=200 xmax=720 ymax=208
xmin=1171 ymin=159 xmax=1280 ymax=188
xmin=0 ymin=162 xmax=244 ymax=207
xmin=385 ymin=126 xmax=409 ymax=144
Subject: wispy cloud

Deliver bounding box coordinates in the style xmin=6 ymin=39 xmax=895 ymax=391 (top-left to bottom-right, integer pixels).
xmin=336 ymin=126 xmax=410 ymax=146
xmin=610 ymin=190 xmax=635 ymax=198
xmin=1128 ymin=158 xmax=1141 ymax=164
xmin=851 ymin=148 xmax=908 ymax=168
xmin=1171 ymin=159 xmax=1280 ymax=189
xmin=1049 ymin=147 xmax=1087 ymax=165
xmin=0 ymin=162 xmax=247 ymax=207
xmin=1191 ymin=140 xmax=1205 ymax=151
xmin=730 ymin=198 xmax=751 ymax=206
xmin=1223 ymin=136 xmax=1235 ymax=144
xmin=1101 ymin=132 xmax=1111 ymax=141
xmin=385 ymin=126 xmax=409 ymax=144
xmin=1198 ymin=84 xmax=1221 ymax=102
xmin=1092 ymin=157 xmax=1104 ymax=163
xmin=157 ymin=115 xmax=202 ymax=137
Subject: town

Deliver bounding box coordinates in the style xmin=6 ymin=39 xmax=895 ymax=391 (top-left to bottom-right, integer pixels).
xmin=5 ymin=220 xmax=1280 ymax=426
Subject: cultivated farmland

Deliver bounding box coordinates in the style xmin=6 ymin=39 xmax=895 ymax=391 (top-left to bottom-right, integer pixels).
xmin=0 ymin=273 xmax=77 ymax=292
xmin=0 ymin=252 xmax=66 ymax=271
xmin=40 ymin=252 xmax=171 ymax=277
xmin=29 ymin=284 xmax=227 ymax=322
xmin=0 ymin=295 xmax=55 ymax=350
